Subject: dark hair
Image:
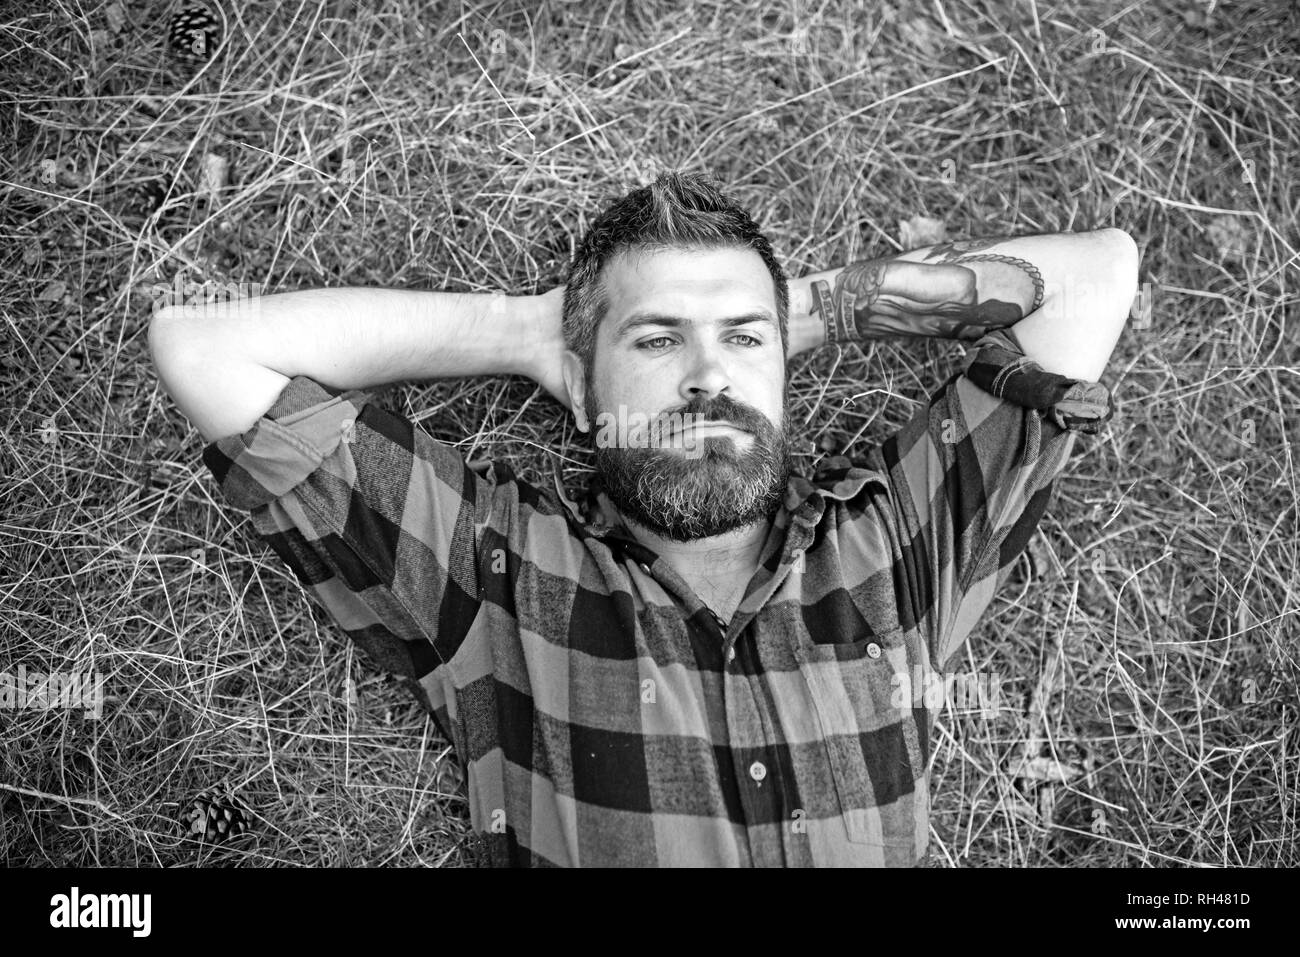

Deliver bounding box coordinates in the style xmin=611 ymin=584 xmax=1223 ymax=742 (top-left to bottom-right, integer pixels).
xmin=562 ymin=170 xmax=789 ymax=374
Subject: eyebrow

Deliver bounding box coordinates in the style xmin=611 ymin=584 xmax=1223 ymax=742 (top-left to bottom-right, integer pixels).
xmin=613 ymin=311 xmax=777 ymax=340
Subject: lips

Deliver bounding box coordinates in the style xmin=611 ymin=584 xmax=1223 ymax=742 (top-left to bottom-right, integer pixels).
xmin=675 ymin=420 xmax=748 ymax=434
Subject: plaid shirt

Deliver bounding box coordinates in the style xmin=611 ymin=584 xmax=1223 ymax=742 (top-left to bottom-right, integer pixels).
xmin=202 ymin=329 xmax=1110 ymax=867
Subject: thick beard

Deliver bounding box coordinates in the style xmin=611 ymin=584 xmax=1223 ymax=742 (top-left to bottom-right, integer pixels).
xmin=588 ymin=390 xmax=791 ymax=542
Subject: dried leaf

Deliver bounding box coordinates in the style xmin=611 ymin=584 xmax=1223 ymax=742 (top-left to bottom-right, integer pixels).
xmin=1025 ymin=532 xmax=1053 ymax=580
xmin=899 ymin=214 xmax=946 ymax=249
xmin=105 ymin=2 xmax=126 ymax=33
xmin=199 ymin=152 xmax=230 ymax=201
xmin=1153 ymin=594 xmax=1171 ymax=620
xmin=37 ymin=280 xmax=67 ymax=302
xmin=1206 ymin=215 xmax=1250 ymax=261
xmin=897 ymin=18 xmax=944 ymax=58
xmin=527 ymin=71 xmax=564 ymax=98
xmin=435 ymin=757 xmax=465 ymax=793
xmin=627 ymin=156 xmax=666 ymax=187
xmin=1038 ymin=786 xmax=1057 ymax=821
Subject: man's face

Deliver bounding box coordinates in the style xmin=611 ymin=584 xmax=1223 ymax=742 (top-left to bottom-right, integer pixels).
xmin=565 ymin=245 xmax=791 ymax=541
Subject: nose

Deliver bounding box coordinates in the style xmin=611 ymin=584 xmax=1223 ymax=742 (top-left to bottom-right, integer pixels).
xmin=679 ymin=341 xmax=732 ymax=403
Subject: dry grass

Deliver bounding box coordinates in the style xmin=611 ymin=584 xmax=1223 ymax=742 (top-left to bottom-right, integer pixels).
xmin=1 ymin=0 xmax=1296 ymax=867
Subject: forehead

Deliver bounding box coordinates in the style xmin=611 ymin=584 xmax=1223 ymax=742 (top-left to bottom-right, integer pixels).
xmin=601 ymin=245 xmax=776 ymax=320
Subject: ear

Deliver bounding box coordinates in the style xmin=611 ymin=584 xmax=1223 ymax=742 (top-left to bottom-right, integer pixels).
xmin=562 ymin=350 xmax=590 ymax=432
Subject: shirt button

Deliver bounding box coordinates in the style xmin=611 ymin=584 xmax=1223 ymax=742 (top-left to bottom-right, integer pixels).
xmin=638 ymin=563 xmax=650 ymax=574
xmin=727 ymin=646 xmax=736 ymax=663
xmin=749 ymin=761 xmax=767 ymax=783
xmin=866 ymin=642 xmax=882 ymax=659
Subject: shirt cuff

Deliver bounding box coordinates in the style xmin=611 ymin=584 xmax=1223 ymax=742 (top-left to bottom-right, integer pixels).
xmin=960 ymin=328 xmax=1113 ymax=434
xmin=201 ymin=375 xmax=371 ymax=510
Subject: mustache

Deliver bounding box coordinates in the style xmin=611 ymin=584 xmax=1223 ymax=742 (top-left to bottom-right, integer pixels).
xmin=659 ymin=394 xmax=776 ymax=436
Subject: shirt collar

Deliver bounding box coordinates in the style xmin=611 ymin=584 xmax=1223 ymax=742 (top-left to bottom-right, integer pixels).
xmin=783 ymin=454 xmax=883 ymax=509
xmin=553 ymin=454 xmax=884 ymax=543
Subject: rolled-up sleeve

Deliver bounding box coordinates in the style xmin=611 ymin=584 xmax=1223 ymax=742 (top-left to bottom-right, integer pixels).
xmin=201 ymin=376 xmax=499 ymax=721
xmin=862 ymin=329 xmax=1113 ymax=669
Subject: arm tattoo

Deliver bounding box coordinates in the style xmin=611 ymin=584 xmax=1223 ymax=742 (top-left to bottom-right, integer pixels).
xmin=923 ymin=237 xmax=1006 ymax=262
xmin=953 ymin=253 xmax=1045 ymax=313
xmin=816 ymin=239 xmax=1045 ymax=343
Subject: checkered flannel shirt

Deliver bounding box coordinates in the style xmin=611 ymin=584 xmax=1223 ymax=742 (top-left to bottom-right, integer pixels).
xmin=202 ymin=328 xmax=1111 ymax=866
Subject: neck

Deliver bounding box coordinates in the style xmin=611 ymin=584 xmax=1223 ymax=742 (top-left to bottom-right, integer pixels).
xmin=622 ymin=514 xmax=770 ymax=572
xmin=618 ymin=511 xmax=773 ymax=622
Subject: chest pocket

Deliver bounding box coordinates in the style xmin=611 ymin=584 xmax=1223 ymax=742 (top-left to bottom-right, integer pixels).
xmin=795 ymin=627 xmax=928 ymax=847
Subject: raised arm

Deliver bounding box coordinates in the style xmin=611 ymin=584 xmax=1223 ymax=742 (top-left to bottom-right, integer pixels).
xmin=787 ymin=228 xmax=1139 ymax=381
xmin=149 ymin=285 xmax=566 ymax=441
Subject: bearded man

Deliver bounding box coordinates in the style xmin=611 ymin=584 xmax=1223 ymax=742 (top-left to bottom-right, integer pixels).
xmin=151 ymin=170 xmax=1136 ymax=866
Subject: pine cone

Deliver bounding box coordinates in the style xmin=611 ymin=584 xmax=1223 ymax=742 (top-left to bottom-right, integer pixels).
xmin=167 ymin=4 xmax=222 ymax=64
xmin=126 ymin=177 xmax=180 ymax=217
xmin=182 ymin=790 xmax=252 ymax=843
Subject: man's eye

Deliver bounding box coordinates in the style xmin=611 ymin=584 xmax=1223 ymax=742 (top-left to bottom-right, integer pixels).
xmin=731 ymin=334 xmax=761 ymax=346
xmin=639 ymin=336 xmax=674 ymax=350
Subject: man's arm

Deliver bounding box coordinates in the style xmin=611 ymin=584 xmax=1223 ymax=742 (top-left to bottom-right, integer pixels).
xmin=149 ymin=285 xmax=566 ymax=441
xmin=804 ymin=229 xmax=1136 ymax=668
xmin=787 ymin=228 xmax=1139 ymax=381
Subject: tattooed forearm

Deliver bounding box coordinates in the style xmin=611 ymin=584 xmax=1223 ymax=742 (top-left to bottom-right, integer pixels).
xmin=813 ymin=239 xmax=1045 ymax=343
